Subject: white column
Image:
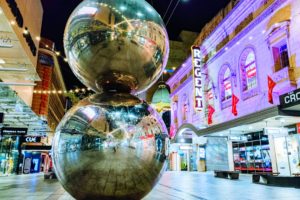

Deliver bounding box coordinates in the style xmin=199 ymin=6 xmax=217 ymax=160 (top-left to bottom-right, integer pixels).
xmin=227 ymin=140 xmax=234 ymax=171
xmin=268 ymin=134 xmax=278 ymax=173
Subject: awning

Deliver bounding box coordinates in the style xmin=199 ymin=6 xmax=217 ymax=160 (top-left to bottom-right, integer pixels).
xmin=0 ymin=85 xmax=50 ymax=136
xmin=196 ymin=106 xmax=300 ymax=136
xmin=22 ymin=145 xmax=51 ymax=151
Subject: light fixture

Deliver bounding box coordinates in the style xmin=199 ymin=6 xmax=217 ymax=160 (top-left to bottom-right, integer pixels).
xmin=23 ymin=28 xmax=29 ymax=35
xmin=0 ymin=58 xmax=5 ymax=64
xmin=64 ymin=58 xmax=68 ymax=62
xmin=120 ymin=6 xmax=126 ymax=11
xmin=249 ymin=36 xmax=253 ymax=40
xmin=55 ymin=51 xmax=60 ymax=56
xmin=35 ymin=36 xmax=41 ymax=41
xmin=0 ymin=68 xmax=28 ymax=72
xmin=280 ymin=119 xmax=285 ymax=123
xmin=137 ymin=12 xmax=143 ymax=17
xmin=10 ymin=20 xmax=16 ymax=25
xmin=0 ymin=82 xmax=36 ymax=86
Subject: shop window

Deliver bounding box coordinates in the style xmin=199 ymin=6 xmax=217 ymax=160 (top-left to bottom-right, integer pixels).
xmin=266 ymin=21 xmax=291 ymax=72
xmin=272 ymin=41 xmax=290 ymax=72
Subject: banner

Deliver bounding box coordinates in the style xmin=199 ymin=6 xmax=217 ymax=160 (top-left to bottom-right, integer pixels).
xmin=207 ymin=105 xmax=215 ymax=125
xmin=268 ymin=76 xmax=276 ymax=104
xmin=232 ymin=94 xmax=239 ymax=116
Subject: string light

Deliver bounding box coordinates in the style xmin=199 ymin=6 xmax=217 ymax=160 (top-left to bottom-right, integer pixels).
xmin=33 ymin=87 xmax=94 ymax=95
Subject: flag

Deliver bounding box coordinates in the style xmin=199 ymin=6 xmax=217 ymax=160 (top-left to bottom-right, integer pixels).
xmin=207 ymin=105 xmax=215 ymax=125
xmin=232 ymin=94 xmax=239 ymax=116
xmin=268 ymin=76 xmax=276 ymax=104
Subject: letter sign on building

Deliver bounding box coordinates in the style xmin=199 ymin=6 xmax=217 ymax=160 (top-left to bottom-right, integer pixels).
xmin=280 ymin=88 xmax=300 ymax=110
xmin=192 ymin=46 xmax=203 ymax=111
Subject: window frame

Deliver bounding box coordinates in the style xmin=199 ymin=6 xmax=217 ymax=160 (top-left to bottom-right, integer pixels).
xmin=219 ymin=64 xmax=234 ymax=109
xmin=239 ymin=47 xmax=260 ymax=100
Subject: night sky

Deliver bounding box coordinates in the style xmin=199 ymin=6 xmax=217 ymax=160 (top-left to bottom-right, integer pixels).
xmin=41 ymin=0 xmax=231 ymax=89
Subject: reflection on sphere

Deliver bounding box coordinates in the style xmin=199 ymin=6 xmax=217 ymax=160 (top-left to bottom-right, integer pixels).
xmin=64 ymin=0 xmax=169 ymax=93
xmin=52 ymin=93 xmax=168 ymax=200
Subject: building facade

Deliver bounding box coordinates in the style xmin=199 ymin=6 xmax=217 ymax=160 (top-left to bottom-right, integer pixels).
xmin=167 ymin=0 xmax=300 ymax=175
xmin=32 ymin=38 xmax=67 ymax=143
xmin=0 ymin=0 xmax=50 ymax=176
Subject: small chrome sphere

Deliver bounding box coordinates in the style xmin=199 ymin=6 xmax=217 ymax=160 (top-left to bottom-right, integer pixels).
xmin=64 ymin=0 xmax=169 ymax=94
xmin=52 ymin=93 xmax=168 ymax=200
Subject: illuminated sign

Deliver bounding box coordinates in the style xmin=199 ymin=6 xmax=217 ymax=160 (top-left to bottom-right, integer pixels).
xmin=192 ymin=46 xmax=203 ymax=111
xmin=1 ymin=127 xmax=27 ymax=136
xmin=0 ymin=34 xmax=13 ymax=48
xmin=280 ymin=88 xmax=300 ymax=108
xmin=21 ymin=136 xmax=41 ymax=143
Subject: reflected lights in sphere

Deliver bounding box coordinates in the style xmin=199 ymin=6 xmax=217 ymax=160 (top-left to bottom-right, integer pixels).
xmin=63 ymin=0 xmax=169 ymax=94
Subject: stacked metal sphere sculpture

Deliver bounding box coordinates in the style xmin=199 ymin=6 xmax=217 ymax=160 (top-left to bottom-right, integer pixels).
xmin=52 ymin=0 xmax=170 ymax=199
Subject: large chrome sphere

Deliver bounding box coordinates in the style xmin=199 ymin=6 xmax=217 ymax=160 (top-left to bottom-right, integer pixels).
xmin=64 ymin=0 xmax=169 ymax=94
xmin=52 ymin=93 xmax=168 ymax=200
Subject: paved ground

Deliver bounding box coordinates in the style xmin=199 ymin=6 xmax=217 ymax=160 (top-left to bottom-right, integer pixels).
xmin=0 ymin=171 xmax=299 ymax=200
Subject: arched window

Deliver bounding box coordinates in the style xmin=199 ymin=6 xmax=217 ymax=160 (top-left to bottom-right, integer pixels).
xmin=223 ymin=67 xmax=232 ymax=101
xmin=219 ymin=64 xmax=234 ymax=109
xmin=240 ymin=48 xmax=258 ymax=91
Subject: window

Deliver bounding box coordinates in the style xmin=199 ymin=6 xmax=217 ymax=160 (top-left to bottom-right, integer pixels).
xmin=219 ymin=65 xmax=234 ymax=109
xmin=223 ymin=67 xmax=232 ymax=101
xmin=272 ymin=42 xmax=290 ymax=72
xmin=240 ymin=48 xmax=258 ymax=91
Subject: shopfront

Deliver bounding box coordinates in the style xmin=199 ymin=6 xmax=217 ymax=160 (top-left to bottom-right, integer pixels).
xmin=0 ymin=85 xmax=49 ymax=176
xmin=167 ymin=0 xmax=300 ymax=176
xmin=22 ymin=144 xmax=52 ymax=174
xmin=0 ymin=127 xmax=27 ymax=175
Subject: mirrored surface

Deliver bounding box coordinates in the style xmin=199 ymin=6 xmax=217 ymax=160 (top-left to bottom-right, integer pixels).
xmin=52 ymin=93 xmax=168 ymax=200
xmin=64 ymin=0 xmax=169 ymax=93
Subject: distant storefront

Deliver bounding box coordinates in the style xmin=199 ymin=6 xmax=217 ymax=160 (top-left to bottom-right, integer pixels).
xmin=167 ymin=0 xmax=300 ymax=175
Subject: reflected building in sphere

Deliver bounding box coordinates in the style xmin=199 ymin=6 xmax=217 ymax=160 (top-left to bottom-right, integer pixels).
xmin=52 ymin=0 xmax=170 ymax=199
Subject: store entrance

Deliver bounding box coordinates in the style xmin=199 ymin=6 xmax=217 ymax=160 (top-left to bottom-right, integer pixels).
xmin=273 ymin=134 xmax=300 ymax=176
xmin=0 ymin=136 xmax=20 ymax=176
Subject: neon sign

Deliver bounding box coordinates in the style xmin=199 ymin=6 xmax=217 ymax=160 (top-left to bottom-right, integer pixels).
xmin=192 ymin=46 xmax=203 ymax=111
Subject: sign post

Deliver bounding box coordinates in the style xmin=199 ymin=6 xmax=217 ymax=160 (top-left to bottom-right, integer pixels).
xmin=191 ymin=46 xmax=204 ymax=112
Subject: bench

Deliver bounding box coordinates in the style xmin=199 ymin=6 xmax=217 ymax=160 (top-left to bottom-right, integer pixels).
xmin=292 ymin=173 xmax=300 ymax=177
xmin=214 ymin=170 xmax=240 ymax=180
xmin=252 ymin=172 xmax=280 ymax=183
